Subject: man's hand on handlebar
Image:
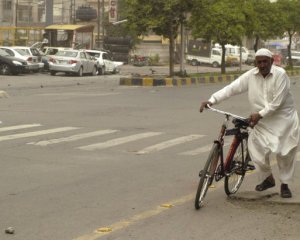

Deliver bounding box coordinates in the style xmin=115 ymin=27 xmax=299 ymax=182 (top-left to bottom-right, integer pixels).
xmin=200 ymin=101 xmax=213 ymax=112
xmin=249 ymin=112 xmax=262 ymax=128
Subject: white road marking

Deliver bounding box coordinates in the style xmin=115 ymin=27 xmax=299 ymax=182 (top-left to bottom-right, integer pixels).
xmin=180 ymin=140 xmax=231 ymax=156
xmin=38 ymin=92 xmax=120 ymax=97
xmin=28 ymin=129 xmax=118 ymax=146
xmin=136 ymin=134 xmax=205 ymax=155
xmin=0 ymin=124 xmax=42 ymax=132
xmin=0 ymin=127 xmax=78 ymax=142
xmin=78 ymin=132 xmax=163 ymax=151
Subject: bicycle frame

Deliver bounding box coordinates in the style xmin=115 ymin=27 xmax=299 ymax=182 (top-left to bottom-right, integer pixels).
xmin=208 ymin=106 xmax=248 ymax=180
xmin=195 ymin=106 xmax=251 ymax=209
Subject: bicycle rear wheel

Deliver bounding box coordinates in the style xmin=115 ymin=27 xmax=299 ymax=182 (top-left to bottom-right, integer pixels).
xmin=195 ymin=143 xmax=220 ymax=209
xmin=224 ymin=139 xmax=248 ymax=195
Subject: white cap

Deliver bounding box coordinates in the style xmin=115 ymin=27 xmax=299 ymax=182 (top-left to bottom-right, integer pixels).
xmin=255 ymin=48 xmax=273 ymax=58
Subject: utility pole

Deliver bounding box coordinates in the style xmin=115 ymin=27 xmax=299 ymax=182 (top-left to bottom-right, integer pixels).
xmin=15 ymin=0 xmax=18 ymax=27
xmin=97 ymin=0 xmax=100 ymax=48
xmin=61 ymin=0 xmax=64 ymax=23
xmin=73 ymin=0 xmax=76 ymax=24
xmin=101 ymin=0 xmax=105 ymax=48
xmin=45 ymin=0 xmax=53 ymax=26
xmin=70 ymin=0 xmax=72 ymax=23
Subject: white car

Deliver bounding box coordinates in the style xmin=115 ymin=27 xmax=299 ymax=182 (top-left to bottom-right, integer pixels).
xmin=12 ymin=46 xmax=44 ymax=71
xmin=286 ymin=51 xmax=300 ymax=66
xmin=85 ymin=50 xmax=119 ymax=75
xmin=48 ymin=49 xmax=97 ymax=76
xmin=0 ymin=46 xmax=40 ymax=72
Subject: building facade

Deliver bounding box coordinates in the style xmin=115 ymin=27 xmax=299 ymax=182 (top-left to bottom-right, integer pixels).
xmin=0 ymin=0 xmax=113 ymax=27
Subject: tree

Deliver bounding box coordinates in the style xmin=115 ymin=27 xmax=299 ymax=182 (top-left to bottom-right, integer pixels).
xmin=189 ymin=0 xmax=247 ymax=74
xmin=276 ymin=0 xmax=300 ymax=69
xmin=243 ymin=0 xmax=284 ymax=52
xmin=123 ymin=0 xmax=192 ymax=76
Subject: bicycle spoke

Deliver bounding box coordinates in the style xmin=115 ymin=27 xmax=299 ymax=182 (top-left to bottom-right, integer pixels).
xmin=224 ymin=139 xmax=248 ymax=195
xmin=195 ymin=143 xmax=219 ymax=209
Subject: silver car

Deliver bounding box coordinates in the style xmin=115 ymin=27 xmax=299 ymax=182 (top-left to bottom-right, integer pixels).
xmin=12 ymin=46 xmax=44 ymax=71
xmin=0 ymin=46 xmax=40 ymax=72
xmin=48 ymin=50 xmax=97 ymax=76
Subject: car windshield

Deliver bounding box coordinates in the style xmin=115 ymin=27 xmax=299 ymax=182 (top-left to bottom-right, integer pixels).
xmin=0 ymin=49 xmax=10 ymax=56
xmin=55 ymin=51 xmax=78 ymax=57
xmin=87 ymin=52 xmax=100 ymax=58
xmin=17 ymin=48 xmax=31 ymax=55
xmin=14 ymin=49 xmax=28 ymax=56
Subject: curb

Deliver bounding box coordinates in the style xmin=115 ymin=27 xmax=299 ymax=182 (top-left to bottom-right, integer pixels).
xmin=120 ymin=70 xmax=300 ymax=87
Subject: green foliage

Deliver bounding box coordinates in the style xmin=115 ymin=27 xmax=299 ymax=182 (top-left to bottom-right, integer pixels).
xmin=148 ymin=54 xmax=160 ymax=66
xmin=190 ymin=0 xmax=246 ymax=46
xmin=121 ymin=0 xmax=300 ymax=74
xmin=124 ymin=0 xmax=191 ymax=38
xmin=189 ymin=0 xmax=247 ymax=73
xmin=123 ymin=0 xmax=193 ymax=76
xmin=276 ymin=0 xmax=300 ymax=68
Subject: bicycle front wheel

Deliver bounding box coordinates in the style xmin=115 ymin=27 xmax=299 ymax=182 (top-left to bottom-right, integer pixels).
xmin=195 ymin=143 xmax=220 ymax=209
xmin=224 ymin=138 xmax=248 ymax=195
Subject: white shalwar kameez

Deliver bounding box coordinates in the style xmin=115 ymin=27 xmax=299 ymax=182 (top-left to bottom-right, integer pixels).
xmin=208 ymin=65 xmax=299 ymax=184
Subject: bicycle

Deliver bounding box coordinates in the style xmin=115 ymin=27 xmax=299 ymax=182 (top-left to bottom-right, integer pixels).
xmin=195 ymin=105 xmax=255 ymax=210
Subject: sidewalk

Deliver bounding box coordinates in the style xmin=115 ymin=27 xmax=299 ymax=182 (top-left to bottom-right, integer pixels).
xmin=230 ymin=160 xmax=300 ymax=205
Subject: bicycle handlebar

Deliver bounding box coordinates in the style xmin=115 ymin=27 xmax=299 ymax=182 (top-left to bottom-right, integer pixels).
xmin=207 ymin=105 xmax=248 ymax=122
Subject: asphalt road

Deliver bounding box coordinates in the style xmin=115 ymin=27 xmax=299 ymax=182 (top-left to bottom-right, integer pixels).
xmin=0 ymin=70 xmax=299 ymax=240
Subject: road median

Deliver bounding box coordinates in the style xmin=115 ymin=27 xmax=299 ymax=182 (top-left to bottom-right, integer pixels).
xmin=120 ymin=69 xmax=300 ymax=87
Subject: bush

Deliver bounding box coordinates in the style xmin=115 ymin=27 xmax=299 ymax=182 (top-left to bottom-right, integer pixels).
xmin=148 ymin=54 xmax=160 ymax=66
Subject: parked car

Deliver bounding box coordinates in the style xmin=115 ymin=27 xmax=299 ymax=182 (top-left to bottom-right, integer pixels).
xmin=286 ymin=51 xmax=300 ymax=66
xmin=112 ymin=60 xmax=124 ymax=73
xmin=48 ymin=49 xmax=97 ymax=76
xmin=41 ymin=47 xmax=72 ymax=70
xmin=245 ymin=50 xmax=255 ymax=65
xmin=85 ymin=50 xmax=119 ymax=74
xmin=225 ymin=45 xmax=249 ymax=63
xmin=0 ymin=49 xmax=28 ymax=75
xmin=0 ymin=46 xmax=39 ymax=72
xmin=12 ymin=46 xmax=44 ymax=71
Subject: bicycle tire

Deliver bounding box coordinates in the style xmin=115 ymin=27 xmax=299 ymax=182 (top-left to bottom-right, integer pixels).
xmin=224 ymin=138 xmax=248 ymax=195
xmin=195 ymin=143 xmax=220 ymax=209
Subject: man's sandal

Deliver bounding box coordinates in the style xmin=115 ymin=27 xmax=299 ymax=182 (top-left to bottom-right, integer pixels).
xmin=281 ymin=184 xmax=292 ymax=198
xmin=255 ymin=177 xmax=275 ymax=191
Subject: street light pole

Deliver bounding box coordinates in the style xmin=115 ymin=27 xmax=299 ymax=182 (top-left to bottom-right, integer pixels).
xmin=15 ymin=0 xmax=18 ymax=27
xmin=97 ymin=0 xmax=100 ymax=48
xmin=101 ymin=0 xmax=105 ymax=49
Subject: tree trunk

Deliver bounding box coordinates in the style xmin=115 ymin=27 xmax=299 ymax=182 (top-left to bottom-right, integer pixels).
xmin=179 ymin=22 xmax=185 ymax=76
xmin=221 ymin=44 xmax=226 ymax=74
xmin=168 ymin=27 xmax=175 ymax=76
xmin=253 ymin=35 xmax=259 ymax=52
xmin=288 ymin=31 xmax=293 ymax=69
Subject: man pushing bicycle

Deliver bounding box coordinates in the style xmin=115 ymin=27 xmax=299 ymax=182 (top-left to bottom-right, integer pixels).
xmin=200 ymin=48 xmax=299 ymax=198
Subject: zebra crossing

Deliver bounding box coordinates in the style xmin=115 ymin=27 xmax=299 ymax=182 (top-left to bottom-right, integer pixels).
xmin=28 ymin=129 xmax=119 ymax=146
xmin=1 ymin=122 xmax=299 ymax=159
xmin=0 ymin=123 xmax=210 ymax=155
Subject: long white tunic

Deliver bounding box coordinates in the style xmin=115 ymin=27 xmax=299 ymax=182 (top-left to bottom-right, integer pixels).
xmin=208 ymin=65 xmax=299 ymax=157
